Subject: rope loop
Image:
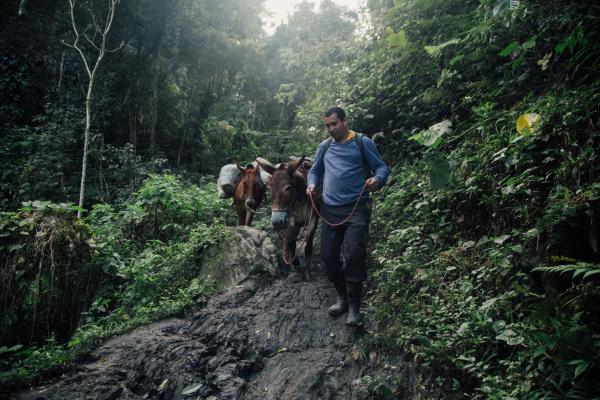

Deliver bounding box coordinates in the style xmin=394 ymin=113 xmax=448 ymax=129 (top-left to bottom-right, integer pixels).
xmin=279 ymin=182 xmax=370 ymax=266
xmin=308 ymin=183 xmax=368 ymax=227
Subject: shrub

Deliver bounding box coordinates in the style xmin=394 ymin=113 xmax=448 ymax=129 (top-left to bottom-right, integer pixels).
xmin=0 ymin=202 xmax=98 ymax=347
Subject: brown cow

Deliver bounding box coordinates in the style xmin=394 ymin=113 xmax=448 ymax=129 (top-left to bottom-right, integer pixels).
xmin=256 ymin=157 xmax=319 ymax=279
xmin=234 ymin=164 xmax=267 ymax=226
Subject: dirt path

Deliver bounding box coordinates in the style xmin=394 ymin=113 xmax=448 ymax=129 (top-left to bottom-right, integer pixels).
xmin=14 ymin=269 xmax=414 ymax=399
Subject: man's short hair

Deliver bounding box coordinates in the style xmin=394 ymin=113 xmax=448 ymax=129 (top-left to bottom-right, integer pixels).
xmin=324 ymin=106 xmax=346 ymax=121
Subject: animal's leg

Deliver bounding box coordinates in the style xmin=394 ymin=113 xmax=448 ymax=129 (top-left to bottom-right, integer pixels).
xmin=304 ymin=212 xmax=319 ymax=279
xmin=245 ymin=210 xmax=254 ymax=226
xmin=285 ymin=226 xmax=301 ymax=268
xmin=238 ymin=209 xmax=246 ymax=225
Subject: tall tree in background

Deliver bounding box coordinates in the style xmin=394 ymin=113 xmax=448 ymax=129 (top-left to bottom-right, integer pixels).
xmin=267 ymin=0 xmax=357 ymax=131
xmin=63 ymin=0 xmax=120 ymax=217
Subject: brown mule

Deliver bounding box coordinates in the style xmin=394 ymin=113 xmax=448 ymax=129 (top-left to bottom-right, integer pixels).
xmin=233 ymin=164 xmax=267 ymax=226
xmin=256 ymin=157 xmax=320 ymax=279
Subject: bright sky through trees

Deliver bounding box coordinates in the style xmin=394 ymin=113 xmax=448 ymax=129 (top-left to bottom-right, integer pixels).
xmin=263 ymin=0 xmax=363 ymax=34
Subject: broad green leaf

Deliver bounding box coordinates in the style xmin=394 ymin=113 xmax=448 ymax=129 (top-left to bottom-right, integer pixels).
xmin=522 ymin=37 xmax=536 ymax=49
xmin=386 ymin=27 xmax=408 ymax=49
xmin=511 ymin=244 xmax=523 ymax=253
xmin=583 ymin=270 xmax=600 ymax=279
xmin=424 ymin=38 xmax=460 ymax=58
xmin=499 ymin=41 xmax=519 ymax=57
xmin=480 ymin=297 xmax=497 ymax=311
xmin=449 ymin=54 xmax=464 ymax=66
xmin=573 ymin=360 xmax=589 ymax=378
xmin=410 ymin=120 xmax=452 ymax=148
xmin=493 ymin=234 xmax=510 ymax=244
xmin=460 ymin=281 xmax=473 ymax=292
xmin=8 ymin=244 xmax=24 ymax=252
xmin=0 ymin=344 xmax=23 ymax=355
xmin=523 ymin=228 xmax=540 ymax=239
xmin=496 ymin=329 xmax=524 ymax=345
xmin=430 ymin=157 xmax=452 ymax=190
xmin=492 ymin=320 xmax=506 ymax=332
xmin=493 ymin=0 xmax=520 ymax=16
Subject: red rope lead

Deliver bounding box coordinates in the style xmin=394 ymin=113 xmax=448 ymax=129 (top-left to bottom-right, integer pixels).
xmin=309 ymin=182 xmax=368 ymax=227
xmin=279 ymin=182 xmax=369 ymax=266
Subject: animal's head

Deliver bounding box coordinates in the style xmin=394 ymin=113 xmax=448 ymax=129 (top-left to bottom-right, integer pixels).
xmin=236 ymin=164 xmax=265 ymax=211
xmin=289 ymin=156 xmax=314 ymax=180
xmin=256 ymin=156 xmax=307 ymax=230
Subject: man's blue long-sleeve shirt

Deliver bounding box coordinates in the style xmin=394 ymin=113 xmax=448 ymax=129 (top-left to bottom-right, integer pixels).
xmin=307 ymin=131 xmax=389 ymax=206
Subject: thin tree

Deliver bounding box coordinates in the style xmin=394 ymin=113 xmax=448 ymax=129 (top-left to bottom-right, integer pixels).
xmin=62 ymin=0 xmax=121 ymax=218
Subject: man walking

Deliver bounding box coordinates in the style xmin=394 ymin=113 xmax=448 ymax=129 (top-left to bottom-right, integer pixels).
xmin=307 ymin=106 xmax=389 ymax=326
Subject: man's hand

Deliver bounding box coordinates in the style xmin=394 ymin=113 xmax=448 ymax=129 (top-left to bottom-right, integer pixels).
xmin=306 ymin=184 xmax=316 ymax=197
xmin=366 ymin=177 xmax=378 ymax=191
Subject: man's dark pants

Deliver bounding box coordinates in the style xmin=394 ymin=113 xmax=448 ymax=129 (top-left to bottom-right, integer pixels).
xmin=320 ymin=200 xmax=370 ymax=286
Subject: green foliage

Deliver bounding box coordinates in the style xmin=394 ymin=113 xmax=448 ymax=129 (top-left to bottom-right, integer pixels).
xmin=361 ymin=0 xmax=600 ymax=398
xmin=112 ymin=174 xmax=232 ymax=244
xmin=429 ymin=157 xmax=453 ymax=190
xmin=0 ymin=203 xmax=97 ymax=347
xmin=0 ymin=101 xmax=82 ymax=208
xmin=371 ymin=157 xmax=600 ymax=396
xmin=493 ymin=0 xmax=520 ymax=16
xmin=200 ymin=118 xmax=261 ymax=173
xmin=263 ymin=1 xmax=359 ymax=157
xmin=353 ymin=374 xmax=395 ymax=400
xmin=533 ymin=262 xmax=600 ymax=281
xmin=0 ymin=175 xmax=231 ymax=389
xmin=386 ymin=27 xmax=408 ymax=49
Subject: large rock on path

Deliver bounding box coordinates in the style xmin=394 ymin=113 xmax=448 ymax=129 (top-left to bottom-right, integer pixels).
xmin=199 ymin=226 xmax=277 ymax=291
xmin=13 ymin=270 xmax=415 ymax=399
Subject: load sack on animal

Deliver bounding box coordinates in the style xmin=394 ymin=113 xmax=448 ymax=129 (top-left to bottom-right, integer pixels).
xmin=217 ymin=162 xmax=271 ymax=199
xmin=217 ymin=164 xmax=240 ymax=199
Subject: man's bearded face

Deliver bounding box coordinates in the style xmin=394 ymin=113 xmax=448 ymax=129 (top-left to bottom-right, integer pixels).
xmin=324 ymin=113 xmax=347 ymax=141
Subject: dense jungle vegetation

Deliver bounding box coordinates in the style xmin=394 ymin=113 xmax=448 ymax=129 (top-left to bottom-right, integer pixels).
xmin=1 ymin=0 xmax=599 ymax=398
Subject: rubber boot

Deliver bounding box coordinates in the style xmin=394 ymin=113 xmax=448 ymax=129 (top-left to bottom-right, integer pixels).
xmin=328 ymin=280 xmax=349 ymax=317
xmin=346 ymin=282 xmax=362 ymax=327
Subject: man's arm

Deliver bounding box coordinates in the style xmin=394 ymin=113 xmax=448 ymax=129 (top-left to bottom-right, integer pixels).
xmin=306 ymin=141 xmax=326 ymax=194
xmin=363 ymin=137 xmax=389 ymax=190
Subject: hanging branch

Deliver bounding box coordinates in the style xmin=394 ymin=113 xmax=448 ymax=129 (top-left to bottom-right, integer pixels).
xmin=61 ymin=0 xmax=122 ymax=218
xmin=18 ymin=0 xmax=27 ymax=16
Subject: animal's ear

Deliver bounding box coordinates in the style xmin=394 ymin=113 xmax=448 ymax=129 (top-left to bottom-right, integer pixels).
xmin=256 ymin=157 xmax=276 ymax=175
xmin=289 ymin=156 xmax=305 ymax=177
xmin=237 ymin=164 xmax=247 ymax=174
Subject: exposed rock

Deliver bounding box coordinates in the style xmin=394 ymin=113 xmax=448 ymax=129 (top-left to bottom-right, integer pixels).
xmin=198 ymin=226 xmax=277 ymax=291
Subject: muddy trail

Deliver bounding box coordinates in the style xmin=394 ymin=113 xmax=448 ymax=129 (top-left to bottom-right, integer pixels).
xmin=13 ymin=268 xmax=415 ymax=400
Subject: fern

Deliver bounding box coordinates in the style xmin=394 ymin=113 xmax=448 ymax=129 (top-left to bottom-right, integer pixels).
xmin=424 ymin=38 xmax=461 ymax=58
xmin=533 ymin=262 xmax=600 ymax=280
xmin=493 ymin=0 xmax=520 ymax=16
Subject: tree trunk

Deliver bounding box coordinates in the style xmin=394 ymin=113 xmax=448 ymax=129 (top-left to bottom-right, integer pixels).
xmin=177 ymin=130 xmax=187 ymax=167
xmin=149 ymin=79 xmax=159 ymax=151
xmin=77 ymin=74 xmax=95 ymax=217
xmin=129 ymin=108 xmax=137 ymax=152
xmin=57 ymin=50 xmax=65 ymax=91
xmin=18 ymin=0 xmax=27 ymax=16
xmin=65 ymin=0 xmax=120 ymax=218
